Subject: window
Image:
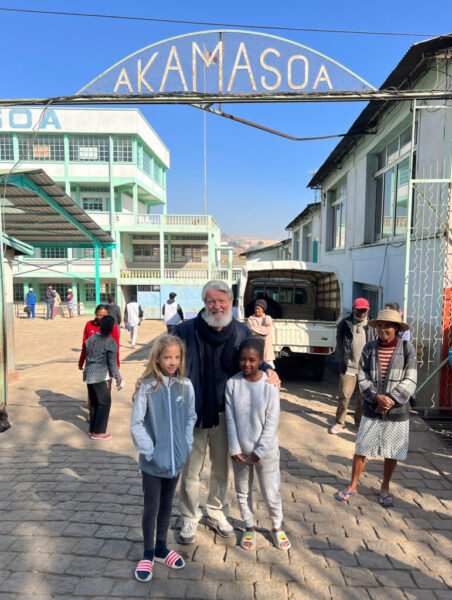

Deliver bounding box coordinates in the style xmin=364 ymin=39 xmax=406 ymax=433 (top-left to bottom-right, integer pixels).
xmin=171 ymin=245 xmax=207 ymax=263
xmin=251 ymin=284 xmax=307 ymax=305
xmin=0 ymin=134 xmax=14 ymax=160
xmin=13 ymin=283 xmax=24 ymax=302
xmin=353 ymin=282 xmax=381 ymax=317
xmin=302 ymin=222 xmax=313 ymax=261
xmin=154 ymin=162 xmax=161 ymax=183
xmin=374 ymin=126 xmax=413 ymax=240
xmin=113 ymin=136 xmax=133 ymax=162
xmin=85 ymin=282 xmax=114 ymax=302
xmin=68 ymin=135 xmax=109 ymax=162
xmin=133 ymin=244 xmax=160 ymax=262
xmin=40 ymin=247 xmax=68 ymax=259
xmin=142 ymin=151 xmax=152 ymax=176
xmin=82 ymin=248 xmax=108 ymax=259
xmin=292 ymin=229 xmax=300 ymax=260
xmin=82 ymin=197 xmax=104 ymax=212
xmin=327 ymin=183 xmax=346 ymax=250
xmin=18 ymin=134 xmax=64 ymax=161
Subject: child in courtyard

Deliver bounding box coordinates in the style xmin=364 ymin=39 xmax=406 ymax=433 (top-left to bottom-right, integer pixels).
xmin=130 ymin=335 xmax=196 ymax=582
xmin=225 ymin=338 xmax=290 ymax=551
xmin=83 ymin=315 xmax=123 ymax=440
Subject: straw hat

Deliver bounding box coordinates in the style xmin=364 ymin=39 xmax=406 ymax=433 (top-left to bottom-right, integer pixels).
xmin=368 ymin=309 xmax=409 ymax=332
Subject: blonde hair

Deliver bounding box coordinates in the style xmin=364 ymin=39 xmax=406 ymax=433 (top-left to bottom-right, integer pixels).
xmin=141 ymin=334 xmax=186 ymax=394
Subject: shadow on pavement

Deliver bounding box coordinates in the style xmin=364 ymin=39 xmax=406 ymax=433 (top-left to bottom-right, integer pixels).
xmin=36 ymin=389 xmax=88 ymax=435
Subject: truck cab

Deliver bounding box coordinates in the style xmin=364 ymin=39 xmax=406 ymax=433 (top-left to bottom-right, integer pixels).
xmin=236 ymin=261 xmax=342 ymax=380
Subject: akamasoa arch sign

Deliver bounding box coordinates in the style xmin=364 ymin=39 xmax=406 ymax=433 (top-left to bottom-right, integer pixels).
xmin=77 ymin=30 xmax=375 ymax=98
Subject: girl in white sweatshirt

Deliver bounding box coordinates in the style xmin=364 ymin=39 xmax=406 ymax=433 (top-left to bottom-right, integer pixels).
xmin=225 ymin=338 xmax=290 ymax=551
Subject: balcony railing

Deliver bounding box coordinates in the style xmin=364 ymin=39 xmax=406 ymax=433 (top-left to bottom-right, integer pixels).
xmin=135 ymin=214 xmax=217 ymax=229
xmin=120 ymin=267 xmax=230 ymax=281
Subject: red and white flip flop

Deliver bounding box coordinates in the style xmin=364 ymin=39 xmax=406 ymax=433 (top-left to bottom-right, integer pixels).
xmin=134 ymin=559 xmax=153 ymax=582
xmin=155 ymin=550 xmax=185 ymax=569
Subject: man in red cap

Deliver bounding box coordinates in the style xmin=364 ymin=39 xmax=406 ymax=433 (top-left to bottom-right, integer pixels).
xmin=330 ymin=298 xmax=376 ymax=434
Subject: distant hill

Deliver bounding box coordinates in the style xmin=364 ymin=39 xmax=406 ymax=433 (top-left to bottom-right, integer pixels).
xmin=221 ymin=233 xmax=281 ymax=253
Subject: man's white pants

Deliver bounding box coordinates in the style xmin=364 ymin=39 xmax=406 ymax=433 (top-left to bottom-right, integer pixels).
xmin=130 ymin=325 xmax=138 ymax=346
xmin=232 ymin=447 xmax=283 ymax=529
xmin=178 ymin=412 xmax=229 ymax=523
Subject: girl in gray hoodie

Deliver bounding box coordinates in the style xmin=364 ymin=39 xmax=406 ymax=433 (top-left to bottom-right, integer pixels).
xmin=225 ymin=338 xmax=291 ymax=552
xmin=131 ymin=335 xmax=196 ymax=582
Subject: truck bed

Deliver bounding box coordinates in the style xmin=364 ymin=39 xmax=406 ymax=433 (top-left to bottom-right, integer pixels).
xmin=272 ymin=319 xmax=336 ymax=355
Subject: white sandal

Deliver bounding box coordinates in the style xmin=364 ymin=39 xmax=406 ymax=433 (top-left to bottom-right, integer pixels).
xmin=271 ymin=530 xmax=291 ymax=550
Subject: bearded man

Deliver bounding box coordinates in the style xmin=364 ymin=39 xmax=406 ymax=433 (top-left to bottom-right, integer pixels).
xmin=175 ymin=280 xmax=279 ymax=544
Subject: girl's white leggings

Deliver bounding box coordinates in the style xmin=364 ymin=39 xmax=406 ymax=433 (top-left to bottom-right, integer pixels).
xmin=232 ymin=447 xmax=283 ymax=529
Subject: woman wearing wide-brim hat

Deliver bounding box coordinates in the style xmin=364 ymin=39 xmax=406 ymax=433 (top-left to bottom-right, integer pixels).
xmin=335 ymin=309 xmax=417 ymax=508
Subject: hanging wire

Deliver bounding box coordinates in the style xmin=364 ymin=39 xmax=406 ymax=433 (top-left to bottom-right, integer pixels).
xmin=0 ymin=7 xmax=441 ymax=37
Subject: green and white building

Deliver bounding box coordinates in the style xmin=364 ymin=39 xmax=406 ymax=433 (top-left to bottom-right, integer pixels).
xmin=0 ymin=107 xmax=233 ymax=316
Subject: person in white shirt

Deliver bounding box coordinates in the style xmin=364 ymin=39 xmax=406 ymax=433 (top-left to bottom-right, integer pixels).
xmin=162 ymin=292 xmax=184 ymax=333
xmin=124 ymin=296 xmax=144 ymax=348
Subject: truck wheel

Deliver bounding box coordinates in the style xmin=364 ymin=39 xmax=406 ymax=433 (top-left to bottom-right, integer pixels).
xmin=310 ymin=355 xmax=326 ymax=381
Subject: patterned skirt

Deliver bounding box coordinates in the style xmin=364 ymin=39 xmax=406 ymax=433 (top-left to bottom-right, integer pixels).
xmin=355 ymin=416 xmax=409 ymax=461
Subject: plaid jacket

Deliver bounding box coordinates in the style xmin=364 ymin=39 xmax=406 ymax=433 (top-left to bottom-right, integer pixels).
xmin=358 ymin=339 xmax=417 ymax=422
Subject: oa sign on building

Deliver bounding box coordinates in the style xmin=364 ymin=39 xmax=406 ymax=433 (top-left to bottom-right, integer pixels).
xmin=78 ymin=30 xmax=374 ymax=96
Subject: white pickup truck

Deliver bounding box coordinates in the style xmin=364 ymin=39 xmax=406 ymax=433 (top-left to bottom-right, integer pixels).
xmin=236 ymin=261 xmax=342 ymax=380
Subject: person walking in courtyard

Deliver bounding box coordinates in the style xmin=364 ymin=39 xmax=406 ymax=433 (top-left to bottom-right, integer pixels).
xmin=25 ymin=287 xmax=36 ymax=319
xmin=78 ymin=304 xmax=120 ymax=421
xmin=246 ymin=299 xmax=276 ymax=368
xmin=83 ymin=315 xmax=123 ymax=440
xmin=124 ymin=296 xmax=143 ymax=349
xmin=45 ymin=285 xmax=56 ymax=319
xmin=66 ymin=288 xmax=74 ymax=318
xmin=330 ymin=297 xmax=376 ymax=435
xmin=225 ymin=338 xmax=290 ymax=551
xmin=53 ymin=290 xmax=63 ymax=317
xmin=335 ymin=309 xmax=417 ymax=507
xmin=173 ymin=280 xmax=280 ymax=545
xmin=131 ymin=335 xmax=196 ymax=582
xmin=107 ymin=295 xmax=122 ymax=332
xmin=162 ymin=292 xmax=184 ymax=333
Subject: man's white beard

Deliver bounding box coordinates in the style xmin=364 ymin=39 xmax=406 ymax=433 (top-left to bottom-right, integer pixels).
xmin=202 ymin=308 xmax=233 ymax=328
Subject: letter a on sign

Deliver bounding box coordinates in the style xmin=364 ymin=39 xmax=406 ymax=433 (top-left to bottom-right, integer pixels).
xmin=114 ymin=68 xmax=133 ymax=92
xmin=227 ymin=42 xmax=257 ymax=92
xmin=160 ymin=46 xmax=188 ymax=92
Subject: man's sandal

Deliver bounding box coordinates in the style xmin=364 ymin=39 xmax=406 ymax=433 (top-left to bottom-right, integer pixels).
xmin=154 ymin=550 xmax=185 ymax=569
xmin=240 ymin=530 xmax=256 ymax=550
xmin=335 ymin=490 xmax=355 ymax=502
xmin=271 ymin=530 xmax=291 ymax=550
xmin=134 ymin=559 xmax=153 ymax=582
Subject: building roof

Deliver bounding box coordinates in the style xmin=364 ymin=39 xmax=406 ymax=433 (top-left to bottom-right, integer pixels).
xmin=308 ymin=34 xmax=452 ymax=188
xmin=0 ymin=169 xmax=115 ymax=248
xmin=286 ymin=202 xmax=321 ymax=230
xmin=240 ymin=238 xmax=291 ymax=257
xmin=2 ymin=233 xmax=34 ymax=256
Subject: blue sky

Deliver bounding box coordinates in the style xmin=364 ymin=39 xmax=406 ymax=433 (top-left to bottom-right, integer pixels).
xmin=1 ymin=1 xmax=450 ymax=238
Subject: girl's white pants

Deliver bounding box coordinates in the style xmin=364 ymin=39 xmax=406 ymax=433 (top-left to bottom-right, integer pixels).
xmin=232 ymin=447 xmax=283 ymax=529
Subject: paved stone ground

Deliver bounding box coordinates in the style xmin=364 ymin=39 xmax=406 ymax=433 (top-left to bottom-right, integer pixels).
xmin=1 ymin=316 xmax=451 ymax=599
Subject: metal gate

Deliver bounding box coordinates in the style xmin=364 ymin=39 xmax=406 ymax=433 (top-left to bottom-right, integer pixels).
xmin=404 ymin=101 xmax=452 ymax=412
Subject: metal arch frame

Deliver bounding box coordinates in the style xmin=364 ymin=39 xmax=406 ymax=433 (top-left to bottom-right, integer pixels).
xmin=76 ymin=28 xmax=377 ymax=95
xmin=3 ymin=90 xmax=452 ymax=106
